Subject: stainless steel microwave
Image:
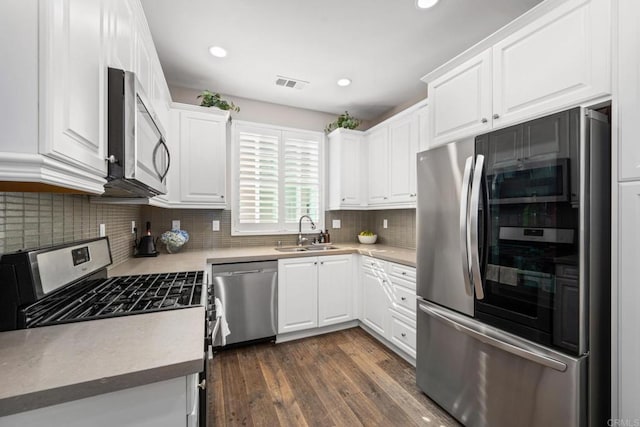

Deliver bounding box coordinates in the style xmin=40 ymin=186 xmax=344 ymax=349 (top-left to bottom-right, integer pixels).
xmin=488 ymin=158 xmax=570 ymax=204
xmin=103 ymin=68 xmax=170 ymax=198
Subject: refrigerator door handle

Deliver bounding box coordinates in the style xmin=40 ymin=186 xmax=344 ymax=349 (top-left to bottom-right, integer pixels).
xmin=418 ymin=301 xmax=567 ymax=372
xmin=469 ymin=154 xmax=485 ymax=300
xmin=459 ymin=156 xmax=474 ymax=296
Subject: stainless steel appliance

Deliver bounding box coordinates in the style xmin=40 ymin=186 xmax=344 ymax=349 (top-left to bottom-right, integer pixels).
xmin=211 ymin=261 xmax=278 ymax=346
xmin=0 ymin=238 xmax=211 ymax=426
xmin=415 ymin=107 xmax=610 ymax=426
xmin=104 ymin=67 xmax=170 ymax=198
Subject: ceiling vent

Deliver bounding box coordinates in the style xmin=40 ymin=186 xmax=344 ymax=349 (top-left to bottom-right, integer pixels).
xmin=275 ymin=75 xmax=309 ymax=90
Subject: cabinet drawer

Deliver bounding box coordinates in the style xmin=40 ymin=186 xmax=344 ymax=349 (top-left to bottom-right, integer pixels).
xmin=361 ymin=256 xmax=387 ymax=273
xmin=392 ymin=284 xmax=416 ymax=318
xmin=390 ymin=311 xmax=416 ymax=357
xmin=389 ymin=263 xmax=416 ymax=284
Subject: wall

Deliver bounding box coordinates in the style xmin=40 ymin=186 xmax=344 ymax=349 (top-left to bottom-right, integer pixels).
xmin=0 ymin=193 xmax=142 ymax=266
xmin=169 ymin=86 xmax=373 ymax=132
xmin=142 ymin=207 xmax=416 ymax=252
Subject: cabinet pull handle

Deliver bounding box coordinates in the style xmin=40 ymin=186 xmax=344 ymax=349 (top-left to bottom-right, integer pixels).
xmin=481 ymin=118 xmax=488 ymax=124
xmin=493 ymin=113 xmax=500 ymax=120
xmin=401 ymin=333 xmax=407 ymax=337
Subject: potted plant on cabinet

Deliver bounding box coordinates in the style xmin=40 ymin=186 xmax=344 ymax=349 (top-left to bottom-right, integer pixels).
xmin=197 ymin=90 xmax=240 ymax=112
xmin=325 ymin=111 xmax=361 ymax=133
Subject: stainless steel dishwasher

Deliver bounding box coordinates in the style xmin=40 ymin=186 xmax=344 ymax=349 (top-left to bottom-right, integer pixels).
xmin=211 ymin=261 xmax=278 ymax=346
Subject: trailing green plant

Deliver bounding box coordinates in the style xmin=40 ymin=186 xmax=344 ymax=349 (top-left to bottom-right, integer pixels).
xmin=197 ymin=90 xmax=240 ymax=112
xmin=325 ymin=111 xmax=361 ymax=133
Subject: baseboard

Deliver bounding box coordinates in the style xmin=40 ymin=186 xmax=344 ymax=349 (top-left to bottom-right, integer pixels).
xmin=276 ymin=320 xmax=359 ymax=343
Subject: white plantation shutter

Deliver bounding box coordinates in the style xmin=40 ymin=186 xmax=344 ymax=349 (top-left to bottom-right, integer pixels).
xmin=284 ymin=132 xmax=321 ymax=224
xmin=233 ymin=123 xmax=323 ymax=234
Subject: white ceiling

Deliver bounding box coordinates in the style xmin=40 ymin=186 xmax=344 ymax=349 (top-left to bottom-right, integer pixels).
xmin=141 ymin=0 xmax=543 ymax=120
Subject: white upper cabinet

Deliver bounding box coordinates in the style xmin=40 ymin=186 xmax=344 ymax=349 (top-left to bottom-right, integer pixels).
xmin=428 ymin=49 xmax=493 ymax=147
xmin=388 ymin=114 xmax=419 ymax=203
xmin=165 ymin=104 xmax=228 ymax=208
xmin=107 ymin=0 xmax=134 ymax=72
xmin=327 ymin=129 xmax=365 ymax=210
xmin=617 ymin=0 xmax=640 ymax=181
xmin=492 ymin=0 xmax=611 ymax=127
xmin=427 ymin=0 xmax=611 ymax=147
xmin=367 ymin=127 xmax=390 ymax=205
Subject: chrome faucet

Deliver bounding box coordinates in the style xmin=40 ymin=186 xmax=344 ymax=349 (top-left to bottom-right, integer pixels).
xmin=297 ymin=215 xmax=316 ymax=246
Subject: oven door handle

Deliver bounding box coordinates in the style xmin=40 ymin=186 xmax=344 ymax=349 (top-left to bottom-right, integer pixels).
xmin=418 ymin=301 xmax=567 ymax=372
xmin=459 ymin=156 xmax=474 ymax=296
xmin=469 ymin=154 xmax=485 ymax=300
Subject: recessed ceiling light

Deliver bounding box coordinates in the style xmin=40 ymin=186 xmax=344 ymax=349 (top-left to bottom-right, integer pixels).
xmin=208 ymin=46 xmax=227 ymax=58
xmin=416 ymin=0 xmax=439 ymax=9
xmin=337 ymin=78 xmax=352 ymax=87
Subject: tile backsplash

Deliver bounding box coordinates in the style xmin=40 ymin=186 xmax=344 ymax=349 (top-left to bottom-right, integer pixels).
xmin=0 ymin=193 xmax=417 ymax=265
xmin=0 ymin=193 xmax=142 ymax=266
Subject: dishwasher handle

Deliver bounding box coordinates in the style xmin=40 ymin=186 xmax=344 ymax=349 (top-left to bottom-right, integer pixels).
xmin=213 ymin=268 xmax=278 ymax=276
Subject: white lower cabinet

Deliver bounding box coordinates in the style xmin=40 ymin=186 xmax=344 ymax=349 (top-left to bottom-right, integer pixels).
xmin=360 ymin=256 xmax=417 ymax=361
xmin=0 ymin=375 xmax=195 ymax=427
xmin=278 ymin=255 xmax=353 ymax=334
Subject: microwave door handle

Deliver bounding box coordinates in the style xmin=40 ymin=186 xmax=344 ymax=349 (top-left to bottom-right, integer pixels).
xmin=153 ymin=138 xmax=170 ymax=182
xmin=469 ymin=154 xmax=485 ymax=300
xmin=459 ymin=156 xmax=474 ymax=296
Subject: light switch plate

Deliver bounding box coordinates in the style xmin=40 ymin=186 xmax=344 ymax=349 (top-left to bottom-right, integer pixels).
xmin=131 ymin=221 xmax=136 ymax=234
xmin=212 ymin=220 xmax=220 ymax=231
xmin=332 ymin=219 xmax=341 ymax=229
xmin=99 ymin=224 xmax=106 ymax=237
xmin=383 ymin=219 xmax=388 ymax=229
xmin=172 ymin=220 xmax=180 ymax=230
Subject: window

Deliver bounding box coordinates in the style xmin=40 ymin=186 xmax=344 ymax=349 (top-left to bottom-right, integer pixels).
xmin=232 ymin=122 xmax=323 ymax=235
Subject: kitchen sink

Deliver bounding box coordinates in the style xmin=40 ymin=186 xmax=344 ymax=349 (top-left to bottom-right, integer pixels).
xmin=274 ymin=245 xmax=339 ymax=252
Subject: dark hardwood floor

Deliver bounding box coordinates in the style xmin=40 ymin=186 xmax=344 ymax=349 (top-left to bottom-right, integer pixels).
xmin=208 ymin=327 xmax=459 ymax=426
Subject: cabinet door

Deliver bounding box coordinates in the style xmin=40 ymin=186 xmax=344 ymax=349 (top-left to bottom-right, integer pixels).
xmin=134 ymin=17 xmax=152 ymax=97
xmin=40 ymin=0 xmax=108 ymax=176
xmin=618 ymin=182 xmax=640 ymax=419
xmin=107 ymin=0 xmax=134 ymax=72
xmin=318 ymin=255 xmax=353 ymax=327
xmin=388 ymin=115 xmax=419 ymax=203
xmin=492 ymin=0 xmax=611 ymax=127
xmin=361 ymin=267 xmax=390 ymax=336
xmin=328 ymin=130 xmax=363 ymax=208
xmin=618 ymin=0 xmax=640 ymax=181
xmin=416 ymin=104 xmax=430 ymax=153
xmin=179 ymin=110 xmax=226 ymax=205
xmin=278 ymin=258 xmax=318 ymax=333
xmin=367 ymin=127 xmax=390 ymax=204
xmin=428 ymin=49 xmax=492 ymax=147
xmin=522 ymin=109 xmax=570 ymax=162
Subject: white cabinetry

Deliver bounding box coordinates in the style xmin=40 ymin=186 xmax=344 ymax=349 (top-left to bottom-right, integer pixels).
xmin=428 ymin=0 xmax=611 ymax=147
xmin=0 ymin=375 xmax=195 ymax=427
xmin=428 ymin=49 xmax=492 ymax=146
xmin=278 ymin=255 xmax=354 ymax=334
xmin=618 ymin=184 xmax=640 ymax=419
xmin=617 ymin=0 xmax=640 ymax=181
xmin=164 ymin=104 xmax=228 ymax=208
xmin=360 ymin=256 xmax=417 ymax=361
xmin=0 ymin=0 xmax=107 ymax=193
xmin=367 ymin=127 xmax=390 ymax=205
xmin=388 ymin=114 xmax=419 ymax=203
xmin=327 ymin=129 xmax=365 ymax=209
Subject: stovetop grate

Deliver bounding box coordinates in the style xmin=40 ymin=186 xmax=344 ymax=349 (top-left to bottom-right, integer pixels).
xmin=23 ymin=271 xmax=204 ymax=328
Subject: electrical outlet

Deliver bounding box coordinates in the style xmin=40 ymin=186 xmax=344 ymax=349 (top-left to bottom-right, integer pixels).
xmin=212 ymin=220 xmax=220 ymax=231
xmin=383 ymin=219 xmax=388 ymax=229
xmin=99 ymin=224 xmax=106 ymax=237
xmin=172 ymin=220 xmax=180 ymax=230
xmin=131 ymin=221 xmax=136 ymax=234
xmin=332 ymin=219 xmax=341 ymax=229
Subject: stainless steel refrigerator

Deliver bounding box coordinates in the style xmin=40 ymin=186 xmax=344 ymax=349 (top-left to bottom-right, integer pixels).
xmin=415 ymin=107 xmax=610 ymax=427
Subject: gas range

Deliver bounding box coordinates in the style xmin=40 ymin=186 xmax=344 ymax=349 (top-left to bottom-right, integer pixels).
xmin=0 ymin=238 xmax=209 ymax=331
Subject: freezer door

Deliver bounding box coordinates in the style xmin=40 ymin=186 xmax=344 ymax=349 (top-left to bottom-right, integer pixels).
xmin=416 ymin=139 xmax=476 ymax=316
xmin=416 ymin=299 xmax=586 ymax=427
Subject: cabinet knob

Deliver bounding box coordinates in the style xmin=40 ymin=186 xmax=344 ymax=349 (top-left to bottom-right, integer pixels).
xmin=342 ymin=198 xmax=346 ymax=201
xmin=106 ymin=155 xmax=117 ymax=164
xmin=320 ymin=261 xmax=324 ymax=265
xmin=481 ymin=118 xmax=488 ymax=124
xmin=220 ymin=195 xmax=225 ymax=199
xmin=401 ymin=333 xmax=406 ymax=338
xmin=401 ymin=297 xmax=406 ymax=301
xmin=402 ymin=272 xmax=407 ymax=276
xmin=314 ymin=261 xmax=318 ymax=265
xmin=493 ymin=113 xmax=500 ymax=120
xmin=197 ymin=379 xmax=206 ymax=390
xmin=383 ymin=196 xmax=388 ymax=200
